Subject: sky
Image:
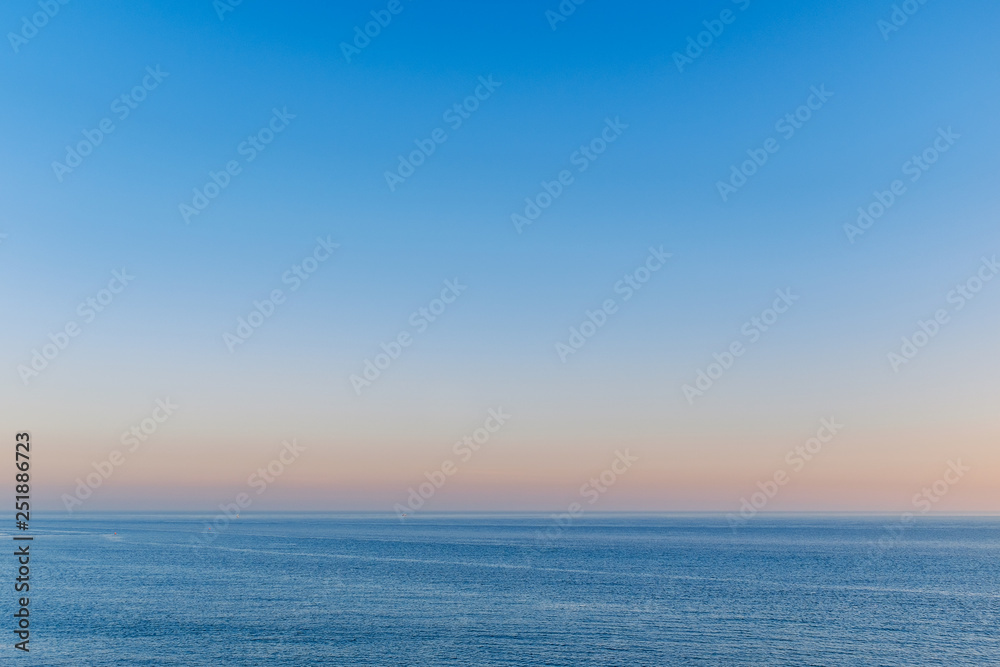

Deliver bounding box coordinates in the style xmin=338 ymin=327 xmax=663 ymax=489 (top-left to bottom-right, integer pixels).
xmin=1 ymin=0 xmax=998 ymax=513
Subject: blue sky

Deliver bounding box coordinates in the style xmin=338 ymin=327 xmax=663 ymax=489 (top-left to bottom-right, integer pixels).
xmin=2 ymin=0 xmax=998 ymax=510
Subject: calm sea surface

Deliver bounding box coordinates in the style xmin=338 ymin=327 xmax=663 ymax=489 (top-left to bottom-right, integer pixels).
xmin=12 ymin=514 xmax=1000 ymax=665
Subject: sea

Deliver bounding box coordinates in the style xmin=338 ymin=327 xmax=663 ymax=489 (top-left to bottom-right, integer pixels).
xmin=10 ymin=513 xmax=1000 ymax=665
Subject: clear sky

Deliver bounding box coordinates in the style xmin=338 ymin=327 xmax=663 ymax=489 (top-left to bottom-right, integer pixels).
xmin=2 ymin=0 xmax=998 ymax=513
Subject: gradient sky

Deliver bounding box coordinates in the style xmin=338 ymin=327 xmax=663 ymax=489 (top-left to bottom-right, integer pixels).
xmin=2 ymin=0 xmax=998 ymax=512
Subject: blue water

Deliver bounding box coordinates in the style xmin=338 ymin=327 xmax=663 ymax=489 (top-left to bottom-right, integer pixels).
xmin=12 ymin=514 xmax=1000 ymax=665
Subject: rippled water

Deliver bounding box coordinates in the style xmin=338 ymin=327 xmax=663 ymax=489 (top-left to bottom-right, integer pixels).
xmin=16 ymin=514 xmax=1000 ymax=665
